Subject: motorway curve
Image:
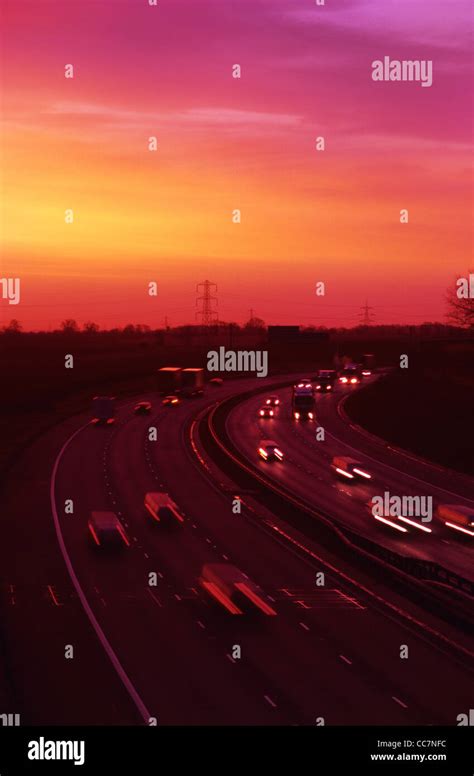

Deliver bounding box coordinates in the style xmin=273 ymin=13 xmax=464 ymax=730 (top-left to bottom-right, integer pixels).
xmin=1 ymin=376 xmax=473 ymax=725
xmin=226 ymin=382 xmax=474 ymax=582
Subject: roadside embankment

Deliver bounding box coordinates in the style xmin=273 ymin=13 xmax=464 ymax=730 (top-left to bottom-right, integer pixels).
xmin=344 ymin=349 xmax=474 ymax=476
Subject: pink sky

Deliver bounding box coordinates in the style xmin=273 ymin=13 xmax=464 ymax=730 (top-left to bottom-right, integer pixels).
xmin=1 ymin=0 xmax=472 ymax=329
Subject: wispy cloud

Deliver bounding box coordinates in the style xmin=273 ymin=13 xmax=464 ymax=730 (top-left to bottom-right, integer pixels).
xmin=45 ymin=102 xmax=302 ymax=128
xmin=286 ymin=0 xmax=472 ymax=49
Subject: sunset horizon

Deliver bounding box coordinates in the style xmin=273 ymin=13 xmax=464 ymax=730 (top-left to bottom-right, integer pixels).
xmin=2 ymin=0 xmax=472 ymax=329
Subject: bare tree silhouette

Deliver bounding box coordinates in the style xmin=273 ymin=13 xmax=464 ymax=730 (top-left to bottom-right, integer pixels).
xmin=83 ymin=321 xmax=100 ymax=333
xmin=3 ymin=319 xmax=22 ymax=334
xmin=61 ymin=319 xmax=79 ymax=333
xmin=446 ymin=271 xmax=474 ymax=327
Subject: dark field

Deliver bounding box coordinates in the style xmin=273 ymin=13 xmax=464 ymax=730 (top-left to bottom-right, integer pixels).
xmin=344 ymin=343 xmax=474 ymax=476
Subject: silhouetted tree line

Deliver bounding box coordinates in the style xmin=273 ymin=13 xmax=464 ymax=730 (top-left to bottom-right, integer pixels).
xmin=2 ymin=269 xmax=473 ymax=335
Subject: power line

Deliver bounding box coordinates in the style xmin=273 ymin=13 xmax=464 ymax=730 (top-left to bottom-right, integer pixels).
xmin=359 ymin=299 xmax=375 ymax=326
xmin=195 ymin=280 xmax=218 ymax=326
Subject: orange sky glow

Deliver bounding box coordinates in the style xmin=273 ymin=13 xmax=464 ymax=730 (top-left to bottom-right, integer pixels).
xmin=1 ymin=0 xmax=472 ymax=329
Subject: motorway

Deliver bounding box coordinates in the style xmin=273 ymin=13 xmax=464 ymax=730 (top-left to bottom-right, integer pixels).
xmin=226 ymin=381 xmax=474 ymax=582
xmin=1 ymin=376 xmax=473 ymax=725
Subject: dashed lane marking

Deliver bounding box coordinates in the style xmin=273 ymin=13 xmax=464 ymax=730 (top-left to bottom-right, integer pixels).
xmin=264 ymin=695 xmax=277 ymax=708
xmin=147 ymin=588 xmax=163 ymax=608
xmin=392 ymin=696 xmax=408 ymax=709
xmin=47 ymin=585 xmax=61 ymax=607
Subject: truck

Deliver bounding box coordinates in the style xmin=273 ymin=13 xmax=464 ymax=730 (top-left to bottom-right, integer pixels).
xmin=436 ymin=504 xmax=474 ymax=538
xmin=181 ymin=368 xmax=205 ymax=397
xmin=292 ymin=381 xmax=315 ymax=420
xmin=360 ymin=353 xmax=376 ymax=376
xmin=156 ymin=367 xmax=182 ymax=395
xmin=92 ymin=396 xmax=115 ymax=425
xmin=199 ymin=563 xmax=277 ymax=615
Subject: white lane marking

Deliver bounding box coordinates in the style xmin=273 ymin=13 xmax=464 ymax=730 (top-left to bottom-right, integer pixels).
xmin=295 ymin=599 xmax=310 ymax=609
xmin=392 ymin=696 xmax=408 ymax=709
xmin=197 ymin=620 xmax=206 ymax=629
xmin=47 ymin=585 xmax=61 ymax=607
xmin=50 ymin=423 xmax=151 ymax=723
xmin=263 ymin=522 xmax=474 ymax=662
xmin=264 ymin=694 xmax=277 ymax=708
xmin=335 ymin=589 xmax=366 ymax=610
xmin=147 ymin=588 xmax=163 ymax=608
xmin=299 ymin=622 xmax=310 ymax=631
xmin=339 ymin=654 xmax=352 ymax=665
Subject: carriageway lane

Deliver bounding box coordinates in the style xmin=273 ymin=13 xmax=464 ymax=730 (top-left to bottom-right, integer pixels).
xmin=226 ymin=386 xmax=474 ymax=582
xmin=99 ymin=392 xmax=474 ymax=725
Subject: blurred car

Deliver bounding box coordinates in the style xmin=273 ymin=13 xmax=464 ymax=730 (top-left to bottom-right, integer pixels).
xmin=209 ymin=377 xmax=224 ymax=387
xmin=91 ymin=396 xmax=115 ymax=425
xmin=88 ymin=511 xmax=130 ymax=548
xmin=259 ymin=406 xmax=274 ymax=418
xmin=436 ymin=504 xmax=474 ymax=538
xmin=315 ymin=370 xmax=337 ymax=392
xmin=338 ymin=365 xmax=361 ymax=385
xmin=144 ymin=492 xmax=184 ymax=524
xmin=265 ymin=395 xmax=280 ymax=406
xmin=331 ymin=456 xmax=371 ymax=481
xmin=134 ymin=401 xmax=152 ymax=415
xmin=367 ymin=499 xmax=432 ymax=534
xmin=258 ymin=439 xmax=284 ymax=461
xmin=162 ymin=394 xmax=179 ymax=406
xmin=199 ymin=563 xmax=276 ymax=615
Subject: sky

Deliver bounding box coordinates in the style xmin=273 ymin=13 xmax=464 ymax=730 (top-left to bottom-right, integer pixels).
xmin=1 ymin=0 xmax=472 ymax=330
